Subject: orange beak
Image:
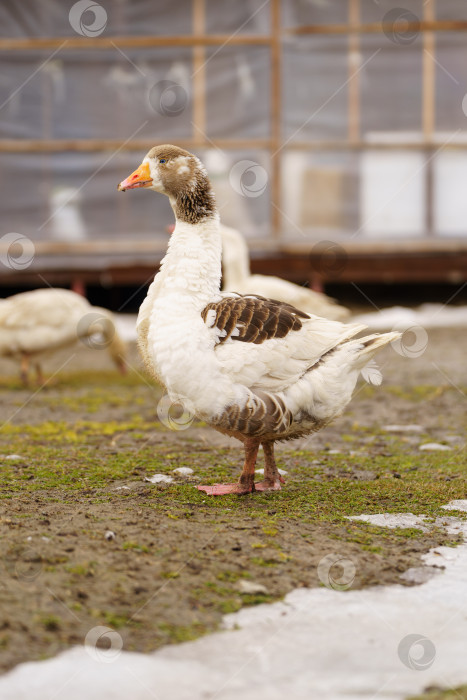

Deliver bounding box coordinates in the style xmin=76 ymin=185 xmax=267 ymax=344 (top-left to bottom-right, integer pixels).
xmin=118 ymin=162 xmax=152 ymax=191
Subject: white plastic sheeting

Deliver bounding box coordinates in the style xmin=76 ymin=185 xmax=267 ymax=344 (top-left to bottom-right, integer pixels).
xmin=1 ymin=0 xmax=467 ymax=268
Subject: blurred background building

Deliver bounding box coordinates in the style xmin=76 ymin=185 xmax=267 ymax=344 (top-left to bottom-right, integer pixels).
xmin=0 ymin=0 xmax=466 ymax=306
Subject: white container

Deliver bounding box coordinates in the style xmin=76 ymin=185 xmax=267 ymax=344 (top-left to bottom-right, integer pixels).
xmin=434 ymin=148 xmax=467 ymax=237
xmin=360 ymin=144 xmax=425 ymax=238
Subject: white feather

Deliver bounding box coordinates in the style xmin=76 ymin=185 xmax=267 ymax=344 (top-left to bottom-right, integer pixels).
xmin=360 ymin=360 xmax=383 ymax=386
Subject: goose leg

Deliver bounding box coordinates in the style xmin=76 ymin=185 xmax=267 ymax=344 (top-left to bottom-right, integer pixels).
xmin=197 ymin=437 xmax=260 ymax=496
xmin=255 ymin=441 xmax=284 ymax=491
xmin=35 ymin=363 xmax=45 ymax=386
xmin=20 ymin=354 xmax=30 ymax=386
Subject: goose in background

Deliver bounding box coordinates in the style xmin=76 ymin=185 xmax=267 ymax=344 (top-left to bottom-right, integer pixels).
xmin=0 ymin=288 xmax=127 ymax=385
xmin=118 ymin=145 xmax=399 ymax=496
xmin=220 ymin=224 xmax=350 ymax=321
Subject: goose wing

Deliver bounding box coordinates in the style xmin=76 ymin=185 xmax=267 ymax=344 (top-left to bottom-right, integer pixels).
xmin=202 ymin=294 xmax=365 ymax=392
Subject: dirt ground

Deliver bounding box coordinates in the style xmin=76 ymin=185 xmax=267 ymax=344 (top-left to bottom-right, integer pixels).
xmin=0 ymin=327 xmax=466 ymax=673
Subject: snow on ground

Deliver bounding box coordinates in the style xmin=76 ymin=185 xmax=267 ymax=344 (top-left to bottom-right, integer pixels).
xmin=2 ymin=501 xmax=467 ymax=700
xmin=353 ymin=303 xmax=467 ymax=330
xmin=114 ymin=314 xmax=138 ymax=343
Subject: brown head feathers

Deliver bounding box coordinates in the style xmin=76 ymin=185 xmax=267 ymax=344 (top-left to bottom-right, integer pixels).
xmin=146 ymin=145 xmax=217 ymax=224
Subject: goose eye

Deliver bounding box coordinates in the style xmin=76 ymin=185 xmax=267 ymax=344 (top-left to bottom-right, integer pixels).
xmin=159 ymin=159 xmax=166 ymax=164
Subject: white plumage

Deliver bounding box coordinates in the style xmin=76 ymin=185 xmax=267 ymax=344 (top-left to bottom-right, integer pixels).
xmin=119 ymin=145 xmax=399 ymax=495
xmin=220 ymin=223 xmax=350 ymax=321
xmin=0 ymin=288 xmax=126 ymax=384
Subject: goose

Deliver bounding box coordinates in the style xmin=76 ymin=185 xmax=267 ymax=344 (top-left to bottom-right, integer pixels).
xmin=0 ymin=288 xmax=127 ymax=385
xmin=220 ymin=224 xmax=350 ymax=321
xmin=118 ymin=146 xmax=399 ymax=495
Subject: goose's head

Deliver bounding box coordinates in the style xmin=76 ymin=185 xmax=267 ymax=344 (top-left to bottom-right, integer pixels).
xmin=118 ymin=144 xmax=216 ymax=223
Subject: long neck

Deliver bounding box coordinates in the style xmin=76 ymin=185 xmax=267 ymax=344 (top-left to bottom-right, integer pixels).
xmin=156 ymin=209 xmax=221 ymax=309
xmin=220 ymin=225 xmax=250 ymax=289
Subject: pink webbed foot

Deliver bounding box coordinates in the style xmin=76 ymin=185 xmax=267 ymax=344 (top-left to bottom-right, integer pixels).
xmin=254 ymin=479 xmax=283 ymax=492
xmin=196 ymin=483 xmax=254 ymax=496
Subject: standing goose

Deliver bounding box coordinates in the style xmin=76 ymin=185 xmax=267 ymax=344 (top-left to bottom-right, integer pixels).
xmin=0 ymin=288 xmax=127 ymax=384
xmin=119 ymin=146 xmax=399 ymax=495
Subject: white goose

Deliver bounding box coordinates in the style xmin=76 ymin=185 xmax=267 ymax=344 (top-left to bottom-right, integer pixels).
xmin=118 ymin=146 xmax=399 ymax=495
xmin=0 ymin=288 xmax=127 ymax=384
xmin=220 ymin=224 xmax=350 ymax=321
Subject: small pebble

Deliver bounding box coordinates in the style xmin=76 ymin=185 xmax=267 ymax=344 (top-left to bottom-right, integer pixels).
xmin=172 ymin=467 xmax=194 ymax=476
xmin=327 ymin=450 xmax=341 ymax=455
xmin=419 ymin=443 xmax=452 ymax=452
xmin=114 ymin=486 xmax=130 ymax=491
xmin=144 ymin=474 xmax=174 ymax=484
xmin=105 ymin=530 xmax=116 ymax=541
xmin=5 ymin=454 xmax=23 ymax=460
xmin=237 ymin=580 xmax=268 ymax=595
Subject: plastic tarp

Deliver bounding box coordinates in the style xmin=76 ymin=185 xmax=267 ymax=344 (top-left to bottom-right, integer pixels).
xmin=0 ymin=0 xmax=466 ymax=273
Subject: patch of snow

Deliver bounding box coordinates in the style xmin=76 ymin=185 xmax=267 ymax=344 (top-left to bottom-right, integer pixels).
xmin=419 ymin=442 xmax=452 ymax=451
xmin=383 ymin=424 xmax=424 ymax=433
xmin=4 ymin=454 xmax=23 ymax=460
xmin=172 ymin=467 xmax=194 ymax=476
xmin=348 ymin=512 xmax=429 ymax=530
xmin=113 ymin=314 xmax=137 ymax=343
xmin=399 ymin=566 xmax=443 ymax=584
xmin=3 ymin=507 xmax=467 ymax=700
xmin=255 ymin=468 xmax=288 ymax=476
xmin=144 ymin=474 xmax=173 ymax=484
xmin=442 ymin=500 xmax=467 ymax=513
xmin=353 ymin=303 xmax=467 ymax=330
xmin=236 ymin=580 xmax=268 ymax=595
xmin=114 ymin=486 xmax=130 ymax=491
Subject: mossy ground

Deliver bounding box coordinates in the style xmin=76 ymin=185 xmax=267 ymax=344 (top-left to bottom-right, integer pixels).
xmin=409 ymin=686 xmax=467 ymax=699
xmin=0 ymin=343 xmax=466 ymax=673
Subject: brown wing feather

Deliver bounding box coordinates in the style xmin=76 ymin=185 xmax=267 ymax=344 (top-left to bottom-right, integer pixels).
xmin=201 ymin=295 xmax=309 ymax=345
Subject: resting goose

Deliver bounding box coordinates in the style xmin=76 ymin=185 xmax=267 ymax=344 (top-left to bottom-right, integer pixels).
xmin=0 ymin=288 xmax=127 ymax=384
xmin=220 ymin=224 xmax=350 ymax=321
xmin=118 ymin=146 xmax=399 ymax=495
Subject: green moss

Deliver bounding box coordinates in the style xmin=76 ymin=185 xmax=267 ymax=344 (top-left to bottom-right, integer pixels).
xmin=38 ymin=614 xmax=61 ymax=632
xmin=157 ymin=622 xmax=209 ymax=644
xmin=122 ymin=542 xmax=150 ymax=553
xmin=408 ymin=686 xmax=467 ymax=700
xmin=1 ymin=373 xmax=466 ymax=672
xmin=101 ymin=612 xmax=131 ymax=629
